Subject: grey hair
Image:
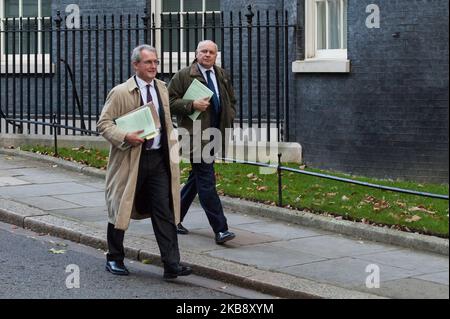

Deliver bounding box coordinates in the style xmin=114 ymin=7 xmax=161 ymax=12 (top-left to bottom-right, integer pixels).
xmin=196 ymin=40 xmax=218 ymax=53
xmin=131 ymin=45 xmax=157 ymax=63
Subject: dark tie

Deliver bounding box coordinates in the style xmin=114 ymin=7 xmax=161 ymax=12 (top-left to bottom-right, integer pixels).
xmin=144 ymin=84 xmax=154 ymax=150
xmin=205 ymin=70 xmax=221 ymax=127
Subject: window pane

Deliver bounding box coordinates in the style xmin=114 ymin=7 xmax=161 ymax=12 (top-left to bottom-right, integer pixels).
xmin=327 ymin=0 xmax=341 ymax=49
xmin=22 ymin=19 xmax=39 ymax=54
xmin=184 ymin=0 xmax=202 ymax=12
xmin=5 ymin=20 xmax=20 ymax=54
xmin=163 ymin=0 xmax=180 ymax=12
xmin=183 ymin=13 xmax=200 ymax=51
xmin=161 ymin=14 xmax=180 ymax=51
xmin=42 ymin=18 xmax=51 ymax=53
xmin=23 ymin=0 xmax=39 ymax=17
xmin=316 ymin=1 xmax=326 ymax=50
xmin=206 ymin=0 xmax=221 ymax=11
xmin=204 ymin=12 xmax=221 ymax=47
xmin=5 ymin=0 xmax=20 ymax=17
xmin=42 ymin=0 xmax=52 ymax=17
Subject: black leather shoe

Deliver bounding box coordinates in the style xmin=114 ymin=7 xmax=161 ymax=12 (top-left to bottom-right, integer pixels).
xmin=215 ymin=231 xmax=236 ymax=244
xmin=176 ymin=223 xmax=189 ymax=235
xmin=163 ymin=264 xmax=193 ymax=279
xmin=105 ymin=260 xmax=129 ymax=276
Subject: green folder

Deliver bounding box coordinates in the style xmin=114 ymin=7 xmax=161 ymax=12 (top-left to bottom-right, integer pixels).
xmin=183 ymin=79 xmax=214 ymax=121
xmin=115 ymin=103 xmax=161 ymax=140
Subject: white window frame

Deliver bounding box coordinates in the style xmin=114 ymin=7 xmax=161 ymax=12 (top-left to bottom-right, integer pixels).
xmin=0 ymin=0 xmax=53 ymax=74
xmin=293 ymin=0 xmax=350 ymax=73
xmin=152 ymin=0 xmax=222 ymax=72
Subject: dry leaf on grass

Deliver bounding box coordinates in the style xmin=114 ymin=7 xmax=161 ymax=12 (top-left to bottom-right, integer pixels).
xmin=373 ymin=200 xmax=390 ymax=211
xmin=409 ymin=205 xmax=436 ymax=215
xmin=405 ymin=215 xmax=422 ymax=223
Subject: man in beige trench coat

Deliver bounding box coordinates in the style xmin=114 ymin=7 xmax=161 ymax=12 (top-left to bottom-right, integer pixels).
xmin=97 ymin=45 xmax=192 ymax=279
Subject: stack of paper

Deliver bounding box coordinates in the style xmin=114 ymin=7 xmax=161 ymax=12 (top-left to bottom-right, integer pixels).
xmin=182 ymin=79 xmax=214 ymax=121
xmin=115 ymin=102 xmax=161 ymax=140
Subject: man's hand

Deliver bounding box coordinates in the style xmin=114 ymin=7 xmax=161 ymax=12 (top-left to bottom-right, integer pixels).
xmin=192 ymin=97 xmax=210 ymax=112
xmin=124 ymin=130 xmax=145 ymax=147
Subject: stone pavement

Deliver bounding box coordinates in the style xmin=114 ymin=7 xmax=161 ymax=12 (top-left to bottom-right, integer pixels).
xmin=0 ymin=152 xmax=448 ymax=299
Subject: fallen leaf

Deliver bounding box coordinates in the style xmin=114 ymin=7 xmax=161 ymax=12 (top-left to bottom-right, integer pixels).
xmin=49 ymin=248 xmax=66 ymax=254
xmin=405 ymin=215 xmax=422 ymax=223
xmin=299 ymin=165 xmax=306 ymax=170
xmin=373 ymin=200 xmax=390 ymax=211
xmin=341 ymin=195 xmax=350 ymax=201
xmin=326 ymin=192 xmax=337 ymax=197
xmin=141 ymin=259 xmax=152 ymax=264
xmin=409 ymin=206 xmax=436 ymax=215
xmin=395 ymin=201 xmax=407 ymax=208
xmin=256 ymin=186 xmax=269 ymax=191
xmin=364 ymin=196 xmax=376 ymax=204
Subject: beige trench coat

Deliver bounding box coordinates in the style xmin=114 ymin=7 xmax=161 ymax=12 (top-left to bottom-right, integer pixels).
xmin=97 ymin=77 xmax=180 ymax=231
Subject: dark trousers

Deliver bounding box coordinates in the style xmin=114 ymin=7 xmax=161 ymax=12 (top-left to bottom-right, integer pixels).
xmin=180 ymin=161 xmax=228 ymax=234
xmin=107 ymin=148 xmax=180 ymax=266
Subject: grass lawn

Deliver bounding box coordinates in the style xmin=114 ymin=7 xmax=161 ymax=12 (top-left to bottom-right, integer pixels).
xmin=19 ymin=145 xmax=449 ymax=237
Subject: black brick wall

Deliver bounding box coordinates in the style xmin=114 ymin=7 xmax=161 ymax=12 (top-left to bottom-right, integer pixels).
xmin=293 ymin=0 xmax=449 ymax=183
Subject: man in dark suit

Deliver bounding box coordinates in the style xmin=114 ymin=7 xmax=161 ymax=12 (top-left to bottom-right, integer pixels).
xmin=168 ymin=40 xmax=237 ymax=245
xmin=98 ymin=45 xmax=192 ymax=279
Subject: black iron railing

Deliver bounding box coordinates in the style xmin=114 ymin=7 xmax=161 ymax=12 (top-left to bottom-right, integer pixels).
xmin=2 ymin=116 xmax=448 ymax=202
xmin=1 ymin=5 xmax=296 ymax=141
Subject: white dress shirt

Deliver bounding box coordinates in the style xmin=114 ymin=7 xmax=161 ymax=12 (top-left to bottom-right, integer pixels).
xmin=197 ymin=64 xmax=220 ymax=101
xmin=135 ymin=75 xmax=161 ymax=150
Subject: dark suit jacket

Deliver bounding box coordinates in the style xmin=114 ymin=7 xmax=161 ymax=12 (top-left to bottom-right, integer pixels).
xmin=168 ymin=62 xmax=236 ymax=156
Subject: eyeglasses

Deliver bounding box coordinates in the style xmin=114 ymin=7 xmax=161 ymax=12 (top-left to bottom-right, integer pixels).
xmin=143 ymin=60 xmax=160 ymax=66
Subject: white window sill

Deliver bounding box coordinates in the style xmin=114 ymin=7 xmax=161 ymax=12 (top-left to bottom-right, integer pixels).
xmin=1 ymin=55 xmax=55 ymax=74
xmin=292 ymin=59 xmax=351 ymax=73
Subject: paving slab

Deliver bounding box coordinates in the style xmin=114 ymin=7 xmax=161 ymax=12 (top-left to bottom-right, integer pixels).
xmin=354 ymin=278 xmax=449 ymax=299
xmin=413 ymin=271 xmax=449 ymax=286
xmin=14 ymin=196 xmax=82 ymax=211
xmin=280 ymin=257 xmax=423 ymax=288
xmin=0 ymin=167 xmax=77 ymax=184
xmin=269 ymin=235 xmax=400 ymax=259
xmin=0 ymin=182 xmax=99 ymax=198
xmin=356 ymin=249 xmax=449 ymax=274
xmin=208 ymin=244 xmax=327 ymax=270
xmin=53 ymin=192 xmax=106 ymax=207
xmin=195 ymin=227 xmax=279 ymax=247
xmin=0 ymin=176 xmax=31 ymax=187
xmin=233 ymin=220 xmax=329 ymax=240
xmin=51 ymin=207 xmax=108 ymax=223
